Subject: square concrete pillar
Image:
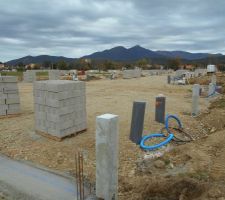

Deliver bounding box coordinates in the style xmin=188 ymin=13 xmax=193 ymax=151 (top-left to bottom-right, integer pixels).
xmin=155 ymin=94 xmax=166 ymax=124
xmin=211 ymin=74 xmax=217 ymax=85
xmin=96 ymin=113 xmax=119 ymax=200
xmin=208 ymin=82 xmax=216 ymax=97
xmin=130 ymin=101 xmax=146 ymax=144
xmin=192 ymin=84 xmax=200 ymax=116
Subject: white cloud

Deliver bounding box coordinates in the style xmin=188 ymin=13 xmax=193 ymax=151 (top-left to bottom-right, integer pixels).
xmin=0 ymin=0 xmax=225 ymax=61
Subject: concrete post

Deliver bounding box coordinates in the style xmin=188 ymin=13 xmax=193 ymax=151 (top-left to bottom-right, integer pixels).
xmin=208 ymin=82 xmax=216 ymax=97
xmin=167 ymin=75 xmax=171 ymax=84
xmin=211 ymin=74 xmax=217 ymax=85
xmin=96 ymin=114 xmax=119 ymax=200
xmin=192 ymin=84 xmax=200 ymax=116
xmin=155 ymin=94 xmax=166 ymax=123
xmin=130 ymin=101 xmax=146 ymax=144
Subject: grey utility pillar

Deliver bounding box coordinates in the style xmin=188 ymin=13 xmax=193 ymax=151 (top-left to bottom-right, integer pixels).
xmin=130 ymin=101 xmax=146 ymax=144
xmin=155 ymin=94 xmax=166 ymax=123
xmin=211 ymin=74 xmax=217 ymax=85
xmin=96 ymin=114 xmax=119 ymax=200
xmin=167 ymin=75 xmax=171 ymax=84
xmin=208 ymin=82 xmax=216 ymax=97
xmin=192 ymin=84 xmax=200 ymax=116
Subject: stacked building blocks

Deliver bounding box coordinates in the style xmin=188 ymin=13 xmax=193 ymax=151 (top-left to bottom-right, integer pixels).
xmin=122 ymin=69 xmax=142 ymax=79
xmin=34 ymin=80 xmax=87 ymax=140
xmin=48 ymin=70 xmax=60 ymax=80
xmin=23 ymin=71 xmax=36 ymax=82
xmin=0 ymin=76 xmax=20 ymax=116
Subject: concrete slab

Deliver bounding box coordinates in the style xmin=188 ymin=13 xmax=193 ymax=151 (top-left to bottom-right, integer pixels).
xmin=0 ymin=155 xmax=88 ymax=200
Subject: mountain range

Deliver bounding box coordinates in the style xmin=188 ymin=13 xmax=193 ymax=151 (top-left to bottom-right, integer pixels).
xmin=5 ymin=45 xmax=224 ymax=66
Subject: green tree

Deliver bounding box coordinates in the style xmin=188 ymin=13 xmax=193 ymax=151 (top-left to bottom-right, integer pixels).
xmin=33 ymin=63 xmax=41 ymax=70
xmin=57 ymin=60 xmax=68 ymax=70
xmin=17 ymin=62 xmax=24 ymax=68
xmin=167 ymin=57 xmax=181 ymax=70
xmin=137 ymin=58 xmax=149 ymax=69
xmin=43 ymin=61 xmax=52 ymax=69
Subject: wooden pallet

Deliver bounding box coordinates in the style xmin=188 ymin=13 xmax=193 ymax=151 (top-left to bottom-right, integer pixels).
xmin=35 ymin=129 xmax=87 ymax=141
xmin=0 ymin=113 xmax=21 ymax=119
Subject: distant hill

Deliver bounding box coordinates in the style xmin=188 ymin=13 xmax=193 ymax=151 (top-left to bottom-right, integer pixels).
xmin=82 ymin=45 xmax=222 ymax=62
xmin=156 ymin=50 xmax=222 ymax=60
xmin=82 ymin=45 xmax=164 ymax=61
xmin=5 ymin=45 xmax=224 ymax=66
xmin=6 ymin=55 xmax=75 ymax=66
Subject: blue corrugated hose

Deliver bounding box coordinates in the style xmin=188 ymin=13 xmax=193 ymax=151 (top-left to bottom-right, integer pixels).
xmin=165 ymin=114 xmax=182 ymax=133
xmin=140 ymin=133 xmax=174 ymax=150
xmin=140 ymin=114 xmax=182 ymax=150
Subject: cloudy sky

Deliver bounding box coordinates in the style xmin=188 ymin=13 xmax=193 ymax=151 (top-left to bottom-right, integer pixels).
xmin=0 ymin=0 xmax=225 ymax=62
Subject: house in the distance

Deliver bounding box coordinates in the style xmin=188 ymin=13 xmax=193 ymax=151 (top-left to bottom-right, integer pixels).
xmin=0 ymin=63 xmax=5 ymax=70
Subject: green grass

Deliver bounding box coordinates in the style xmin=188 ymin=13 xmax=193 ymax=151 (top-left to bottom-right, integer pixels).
xmin=0 ymin=71 xmax=23 ymax=77
xmin=36 ymin=71 xmax=48 ymax=76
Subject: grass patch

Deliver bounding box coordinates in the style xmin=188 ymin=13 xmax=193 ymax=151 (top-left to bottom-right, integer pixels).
xmin=36 ymin=71 xmax=48 ymax=76
xmin=0 ymin=71 xmax=23 ymax=77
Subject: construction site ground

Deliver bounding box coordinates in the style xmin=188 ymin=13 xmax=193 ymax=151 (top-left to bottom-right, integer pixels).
xmin=0 ymin=75 xmax=225 ymax=199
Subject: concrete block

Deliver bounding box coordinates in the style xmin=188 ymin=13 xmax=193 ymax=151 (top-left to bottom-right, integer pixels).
xmin=8 ymin=104 xmax=20 ymax=110
xmin=34 ymin=96 xmax=46 ymax=105
xmin=0 ymin=92 xmax=7 ymax=99
xmin=0 ymin=109 xmax=7 ymax=116
xmin=6 ymin=98 xmax=20 ymax=104
xmin=7 ymin=105 xmax=20 ymax=114
xmin=35 ymin=119 xmax=47 ymax=132
xmin=76 ymin=122 xmax=87 ymax=132
xmin=35 ymin=111 xmax=47 ymax=120
xmin=33 ymin=81 xmax=47 ymax=91
xmin=34 ymin=80 xmax=86 ymax=137
xmin=46 ymin=119 xmax=74 ymax=132
xmin=0 ymin=99 xmax=6 ymax=105
xmin=7 ymin=93 xmax=19 ymax=99
xmin=45 ymin=80 xmax=76 ymax=92
xmin=2 ymin=76 xmax=17 ymax=83
xmin=96 ymin=113 xmax=118 ymax=200
xmin=3 ymin=83 xmax=18 ymax=91
xmin=46 ymin=112 xmax=72 ymax=122
xmin=33 ymin=90 xmax=47 ymax=98
xmin=0 ymin=105 xmax=8 ymax=110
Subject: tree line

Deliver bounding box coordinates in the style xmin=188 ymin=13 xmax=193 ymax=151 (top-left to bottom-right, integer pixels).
xmin=8 ymin=57 xmax=225 ymax=72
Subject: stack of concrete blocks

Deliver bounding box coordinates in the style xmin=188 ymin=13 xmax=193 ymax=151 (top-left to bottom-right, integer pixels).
xmin=194 ymin=69 xmax=207 ymax=77
xmin=34 ymin=80 xmax=87 ymax=138
xmin=175 ymin=70 xmax=189 ymax=77
xmin=122 ymin=69 xmax=141 ymax=79
xmin=0 ymin=76 xmax=20 ymax=116
xmin=60 ymin=70 xmax=69 ymax=76
xmin=48 ymin=70 xmax=60 ymax=80
xmin=23 ymin=71 xmax=36 ymax=82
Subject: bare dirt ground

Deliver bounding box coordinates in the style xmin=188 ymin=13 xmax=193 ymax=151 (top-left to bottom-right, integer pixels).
xmin=0 ymin=75 xmax=225 ymax=199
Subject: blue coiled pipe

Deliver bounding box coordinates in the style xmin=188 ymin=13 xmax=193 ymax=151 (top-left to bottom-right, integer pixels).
xmin=140 ymin=114 xmax=183 ymax=150
xmin=140 ymin=133 xmax=174 ymax=150
xmin=165 ymin=114 xmax=182 ymax=133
